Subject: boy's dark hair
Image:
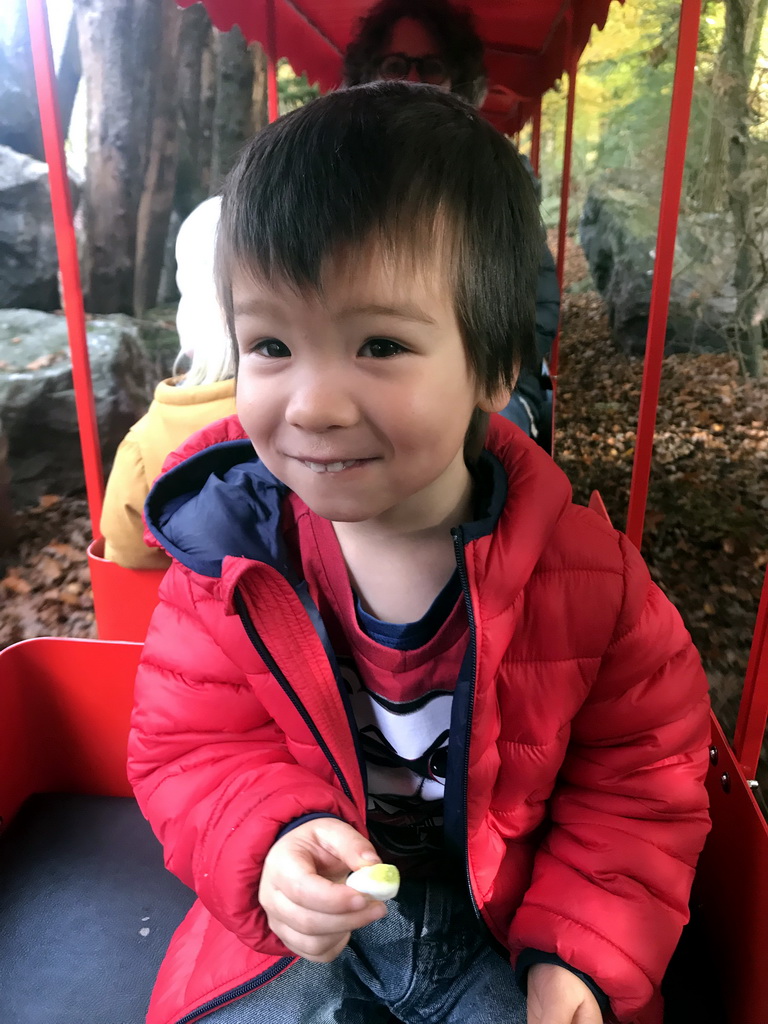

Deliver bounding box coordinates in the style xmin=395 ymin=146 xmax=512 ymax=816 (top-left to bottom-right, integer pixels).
xmin=216 ymin=83 xmax=541 ymax=460
xmin=342 ymin=0 xmax=487 ymax=107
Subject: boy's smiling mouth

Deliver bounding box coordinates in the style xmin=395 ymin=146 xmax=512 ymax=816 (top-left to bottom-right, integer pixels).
xmin=295 ymin=457 xmax=377 ymax=474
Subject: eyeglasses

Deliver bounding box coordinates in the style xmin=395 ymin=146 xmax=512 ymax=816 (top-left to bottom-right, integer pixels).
xmin=377 ymin=52 xmax=449 ymax=85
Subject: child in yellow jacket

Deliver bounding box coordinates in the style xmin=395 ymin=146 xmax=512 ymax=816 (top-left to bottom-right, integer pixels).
xmin=100 ymin=198 xmax=236 ymax=568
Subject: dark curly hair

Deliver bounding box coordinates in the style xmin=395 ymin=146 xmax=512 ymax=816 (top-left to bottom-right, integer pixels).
xmin=342 ymin=0 xmax=487 ymax=107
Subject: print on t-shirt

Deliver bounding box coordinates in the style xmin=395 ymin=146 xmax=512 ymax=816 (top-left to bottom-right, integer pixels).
xmin=339 ymin=657 xmax=451 ymax=865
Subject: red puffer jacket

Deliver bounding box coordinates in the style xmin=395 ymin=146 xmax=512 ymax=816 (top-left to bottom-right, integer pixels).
xmin=128 ymin=414 xmax=711 ymax=1024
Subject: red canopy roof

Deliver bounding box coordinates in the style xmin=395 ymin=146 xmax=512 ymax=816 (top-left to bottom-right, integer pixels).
xmin=176 ymin=0 xmax=622 ymax=133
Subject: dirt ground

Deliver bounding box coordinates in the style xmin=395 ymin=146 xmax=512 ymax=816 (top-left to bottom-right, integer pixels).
xmin=2 ymin=234 xmax=767 ymax=791
xmin=555 ymin=239 xmax=768 ymax=747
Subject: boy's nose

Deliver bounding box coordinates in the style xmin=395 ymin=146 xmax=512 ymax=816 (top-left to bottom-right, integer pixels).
xmin=285 ymin=375 xmax=360 ymax=432
xmin=406 ymin=65 xmax=421 ymax=82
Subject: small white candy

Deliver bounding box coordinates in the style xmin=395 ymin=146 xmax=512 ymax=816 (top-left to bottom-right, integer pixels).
xmin=345 ymin=863 xmax=400 ymax=901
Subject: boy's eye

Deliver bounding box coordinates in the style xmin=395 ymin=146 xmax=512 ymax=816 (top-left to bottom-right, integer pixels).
xmin=360 ymin=337 xmax=406 ymax=359
xmin=254 ymin=338 xmax=291 ymax=358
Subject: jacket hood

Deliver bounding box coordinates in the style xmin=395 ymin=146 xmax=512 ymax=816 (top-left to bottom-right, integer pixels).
xmin=144 ymin=414 xmax=573 ymax=592
xmin=145 ymin=435 xmax=290 ymax=578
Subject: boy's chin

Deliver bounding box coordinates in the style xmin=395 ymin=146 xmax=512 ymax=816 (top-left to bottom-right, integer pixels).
xmin=295 ymin=489 xmax=392 ymax=526
xmin=302 ymin=498 xmax=381 ymax=524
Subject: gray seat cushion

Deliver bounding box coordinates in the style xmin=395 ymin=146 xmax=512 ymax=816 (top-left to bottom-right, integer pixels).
xmin=0 ymin=793 xmax=194 ymax=1024
xmin=0 ymin=794 xmax=723 ymax=1024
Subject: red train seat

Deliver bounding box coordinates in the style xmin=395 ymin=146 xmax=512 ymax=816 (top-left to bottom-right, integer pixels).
xmin=88 ymin=536 xmax=166 ymax=642
xmin=0 ymin=637 xmax=194 ymax=1024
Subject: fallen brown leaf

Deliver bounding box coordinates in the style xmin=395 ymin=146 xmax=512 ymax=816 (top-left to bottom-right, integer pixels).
xmin=25 ymin=353 xmax=56 ymax=371
xmin=38 ymin=555 xmax=64 ymax=583
xmin=45 ymin=541 xmax=84 ymax=562
xmin=2 ymin=572 xmax=32 ymax=595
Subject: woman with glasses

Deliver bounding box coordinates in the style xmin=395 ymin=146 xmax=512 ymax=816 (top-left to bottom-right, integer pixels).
xmin=342 ymin=0 xmax=487 ymax=105
xmin=343 ymin=0 xmax=559 ymax=453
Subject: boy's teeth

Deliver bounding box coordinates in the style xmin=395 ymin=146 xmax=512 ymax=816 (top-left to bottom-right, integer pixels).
xmin=305 ymin=460 xmax=353 ymax=473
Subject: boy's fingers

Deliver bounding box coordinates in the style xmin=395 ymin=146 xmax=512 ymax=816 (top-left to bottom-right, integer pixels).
xmin=279 ymin=858 xmax=372 ymax=913
xmin=532 ymin=1011 xmax=572 ymax=1024
xmin=310 ymin=819 xmax=381 ymax=873
xmin=270 ymin=886 xmax=387 ymax=935
xmin=277 ymin=923 xmax=352 ymax=963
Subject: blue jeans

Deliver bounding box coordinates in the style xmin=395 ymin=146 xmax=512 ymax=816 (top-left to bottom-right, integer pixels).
xmin=205 ymin=876 xmax=527 ymax=1023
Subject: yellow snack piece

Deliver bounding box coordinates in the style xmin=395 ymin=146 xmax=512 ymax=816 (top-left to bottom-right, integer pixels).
xmin=346 ymin=863 xmax=401 ymax=899
xmin=364 ymin=864 xmax=399 ymax=883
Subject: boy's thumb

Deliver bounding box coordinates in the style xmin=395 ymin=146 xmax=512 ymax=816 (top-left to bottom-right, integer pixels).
xmin=355 ymin=846 xmax=381 ymax=867
xmin=314 ymin=818 xmax=380 ymax=870
xmin=342 ymin=831 xmax=380 ymax=871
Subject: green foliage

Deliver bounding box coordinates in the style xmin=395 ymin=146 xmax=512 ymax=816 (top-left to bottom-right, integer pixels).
xmin=526 ymin=0 xmax=766 ymax=216
xmin=277 ymin=58 xmax=320 ymax=113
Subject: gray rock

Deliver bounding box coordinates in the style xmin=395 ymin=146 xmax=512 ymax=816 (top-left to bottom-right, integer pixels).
xmin=0 ymin=309 xmax=152 ymax=505
xmin=0 ymin=145 xmax=81 ymax=310
xmin=579 ymin=171 xmax=766 ymax=357
xmin=0 ymin=11 xmax=43 ymax=159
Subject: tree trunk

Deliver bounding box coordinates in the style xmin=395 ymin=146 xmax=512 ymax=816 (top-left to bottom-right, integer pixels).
xmin=746 ymin=0 xmax=768 ymax=79
xmin=252 ymin=41 xmax=269 ymax=133
xmin=73 ymin=0 xmax=164 ymax=313
xmin=695 ymin=101 xmax=727 ymax=212
xmin=722 ymin=0 xmax=763 ymax=378
xmin=57 ymin=12 xmax=82 ymax=143
xmin=175 ymin=3 xmax=213 ymax=219
xmin=198 ymin=32 xmax=217 ymax=199
xmin=132 ymin=0 xmax=165 ymax=185
xmin=693 ymin=0 xmax=766 ymax=212
xmin=210 ymin=26 xmax=254 ymax=190
xmin=133 ymin=1 xmax=182 ymax=314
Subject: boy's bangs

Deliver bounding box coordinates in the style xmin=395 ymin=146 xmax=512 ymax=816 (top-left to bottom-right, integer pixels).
xmin=330 ymin=208 xmax=462 ymax=300
xmin=220 ymin=180 xmax=463 ymax=305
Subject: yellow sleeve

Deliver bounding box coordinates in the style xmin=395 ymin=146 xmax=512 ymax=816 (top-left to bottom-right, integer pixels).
xmin=100 ymin=433 xmax=171 ymax=570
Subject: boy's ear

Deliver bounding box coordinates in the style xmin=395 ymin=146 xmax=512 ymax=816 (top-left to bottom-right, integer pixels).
xmin=478 ymin=373 xmax=518 ymax=414
xmin=478 ymin=389 xmax=511 ymax=414
xmin=478 ymin=363 xmax=521 ymax=414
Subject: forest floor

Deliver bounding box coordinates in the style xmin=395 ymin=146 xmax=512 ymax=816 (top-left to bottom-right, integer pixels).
xmin=1 ymin=234 xmax=767 ymax=789
xmin=555 ymin=238 xmax=768 ymax=752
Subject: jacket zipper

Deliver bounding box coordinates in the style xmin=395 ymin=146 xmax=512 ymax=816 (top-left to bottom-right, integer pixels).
xmin=452 ymin=526 xmax=481 ymax=920
xmin=181 ymin=551 xmax=479 ymax=1023
xmin=234 ymin=587 xmax=354 ymax=802
xmin=173 ymin=589 xmax=357 ymax=1023
xmin=173 ymin=956 xmax=294 ymax=1024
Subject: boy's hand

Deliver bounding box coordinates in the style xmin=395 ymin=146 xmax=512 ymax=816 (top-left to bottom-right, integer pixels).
xmin=259 ymin=817 xmax=387 ymax=962
xmin=527 ymin=963 xmax=603 ymax=1024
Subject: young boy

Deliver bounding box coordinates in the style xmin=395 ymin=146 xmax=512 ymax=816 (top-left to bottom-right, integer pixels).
xmin=128 ymin=83 xmax=711 ymax=1024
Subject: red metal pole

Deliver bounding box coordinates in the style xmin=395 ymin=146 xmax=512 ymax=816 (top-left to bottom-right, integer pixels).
xmin=550 ymin=57 xmax=577 ymax=379
xmin=530 ymin=98 xmax=542 ymax=178
xmin=266 ymin=0 xmax=279 ymax=122
xmin=625 ymin=0 xmax=702 ymax=549
xmin=733 ymin=567 xmax=768 ymax=779
xmin=547 ymin=58 xmax=577 ymax=456
xmin=25 ymin=0 xmax=104 ymax=533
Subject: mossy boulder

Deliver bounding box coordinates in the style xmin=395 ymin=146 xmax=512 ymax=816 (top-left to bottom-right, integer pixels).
xmin=0 ymin=309 xmax=152 ymax=504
